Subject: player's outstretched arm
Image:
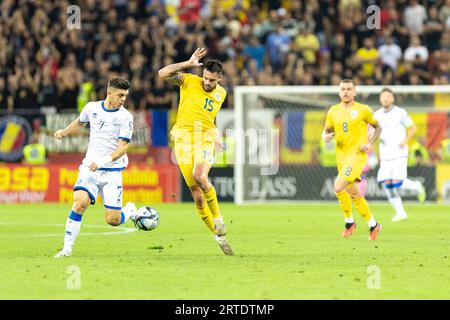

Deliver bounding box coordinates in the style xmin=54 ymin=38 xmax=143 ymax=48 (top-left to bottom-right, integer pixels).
xmin=88 ymin=140 xmax=129 ymax=171
xmin=54 ymin=118 xmax=85 ymax=139
xmin=158 ymin=47 xmax=207 ymax=86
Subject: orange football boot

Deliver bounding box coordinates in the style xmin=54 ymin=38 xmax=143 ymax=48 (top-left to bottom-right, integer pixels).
xmin=341 ymin=222 xmax=356 ymax=238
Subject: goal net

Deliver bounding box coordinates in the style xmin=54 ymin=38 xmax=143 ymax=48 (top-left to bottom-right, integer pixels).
xmin=232 ymin=85 xmax=450 ymax=204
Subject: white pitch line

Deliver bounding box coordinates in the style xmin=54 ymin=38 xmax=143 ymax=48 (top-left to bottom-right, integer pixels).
xmin=0 ymin=222 xmax=137 ymax=238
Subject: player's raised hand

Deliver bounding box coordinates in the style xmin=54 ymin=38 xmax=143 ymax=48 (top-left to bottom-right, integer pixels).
xmin=188 ymin=48 xmax=207 ymax=67
xmin=54 ymin=129 xmax=65 ymax=139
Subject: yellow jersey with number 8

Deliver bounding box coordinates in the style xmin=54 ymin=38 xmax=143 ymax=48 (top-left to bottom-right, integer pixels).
xmin=171 ymin=73 xmax=227 ymax=139
xmin=325 ymin=101 xmax=378 ymax=164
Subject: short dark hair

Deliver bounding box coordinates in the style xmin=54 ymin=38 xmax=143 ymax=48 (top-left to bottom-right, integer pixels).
xmin=204 ymin=60 xmax=223 ymax=75
xmin=340 ymin=79 xmax=354 ymax=85
xmin=108 ymin=77 xmax=130 ymax=90
xmin=380 ymin=87 xmax=394 ymax=95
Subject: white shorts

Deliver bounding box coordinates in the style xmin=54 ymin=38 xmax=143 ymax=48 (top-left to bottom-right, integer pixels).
xmin=377 ymin=157 xmax=408 ymax=182
xmin=73 ymin=168 xmax=123 ymax=210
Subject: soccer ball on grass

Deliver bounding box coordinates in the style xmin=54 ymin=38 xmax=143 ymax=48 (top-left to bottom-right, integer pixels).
xmin=134 ymin=206 xmax=160 ymax=231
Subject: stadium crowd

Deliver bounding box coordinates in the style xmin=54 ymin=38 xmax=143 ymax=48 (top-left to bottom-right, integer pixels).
xmin=0 ymin=0 xmax=450 ymax=114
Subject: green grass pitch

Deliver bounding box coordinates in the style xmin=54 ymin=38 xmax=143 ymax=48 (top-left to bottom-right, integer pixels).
xmin=0 ymin=202 xmax=449 ymax=299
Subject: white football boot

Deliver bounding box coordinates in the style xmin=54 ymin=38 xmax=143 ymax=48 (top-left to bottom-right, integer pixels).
xmin=213 ymin=217 xmax=233 ymax=255
xmin=392 ymin=213 xmax=408 ymax=222
xmin=54 ymin=248 xmax=72 ymax=258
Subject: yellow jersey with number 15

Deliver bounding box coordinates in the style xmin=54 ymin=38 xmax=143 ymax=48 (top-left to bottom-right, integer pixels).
xmin=171 ymin=73 xmax=227 ymax=139
xmin=325 ymin=101 xmax=378 ymax=163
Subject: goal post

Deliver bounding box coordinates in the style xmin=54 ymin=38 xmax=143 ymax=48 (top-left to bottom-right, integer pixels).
xmin=233 ymin=85 xmax=450 ymax=204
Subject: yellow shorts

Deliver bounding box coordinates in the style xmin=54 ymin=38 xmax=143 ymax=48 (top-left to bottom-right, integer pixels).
xmin=173 ymin=136 xmax=215 ymax=187
xmin=337 ymin=157 xmax=366 ymax=183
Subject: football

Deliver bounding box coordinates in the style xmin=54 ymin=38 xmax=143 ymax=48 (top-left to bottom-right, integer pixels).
xmin=135 ymin=206 xmax=160 ymax=231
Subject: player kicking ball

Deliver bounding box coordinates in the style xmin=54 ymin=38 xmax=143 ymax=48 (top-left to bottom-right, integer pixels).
xmin=322 ymin=79 xmax=382 ymax=240
xmin=374 ymin=88 xmax=426 ymax=222
xmin=53 ymin=77 xmax=139 ymax=257
xmin=158 ymin=48 xmax=233 ymax=255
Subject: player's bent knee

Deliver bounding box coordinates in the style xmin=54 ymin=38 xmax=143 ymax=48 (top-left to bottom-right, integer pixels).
xmin=334 ymin=184 xmax=346 ymax=194
xmin=105 ymin=212 xmax=121 ymax=226
xmin=72 ymin=200 xmax=88 ymax=214
xmin=72 ymin=191 xmax=91 ymax=213
xmin=193 ymin=174 xmax=208 ymax=189
xmin=334 ymin=178 xmax=350 ymax=194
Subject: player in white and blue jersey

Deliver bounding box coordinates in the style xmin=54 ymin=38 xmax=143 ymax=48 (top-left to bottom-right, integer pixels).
xmin=53 ymin=77 xmax=138 ymax=257
xmin=374 ymin=88 xmax=426 ymax=222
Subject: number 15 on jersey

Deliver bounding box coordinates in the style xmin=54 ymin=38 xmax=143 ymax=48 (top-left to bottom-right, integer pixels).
xmin=203 ymin=98 xmax=214 ymax=112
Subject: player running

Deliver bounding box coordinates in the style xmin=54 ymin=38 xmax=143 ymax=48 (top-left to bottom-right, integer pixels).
xmin=322 ymin=79 xmax=382 ymax=240
xmin=374 ymin=88 xmax=426 ymax=222
xmin=158 ymin=48 xmax=233 ymax=255
xmin=53 ymin=77 xmax=138 ymax=258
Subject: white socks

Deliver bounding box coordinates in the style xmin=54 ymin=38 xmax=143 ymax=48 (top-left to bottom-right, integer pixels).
xmin=367 ymin=217 xmax=377 ymax=228
xmin=63 ymin=210 xmax=83 ymax=252
xmin=388 ymin=196 xmax=407 ymax=217
xmin=345 ymin=217 xmax=355 ymax=224
xmin=384 ymin=185 xmax=408 ymax=218
xmin=120 ymin=203 xmax=137 ymax=224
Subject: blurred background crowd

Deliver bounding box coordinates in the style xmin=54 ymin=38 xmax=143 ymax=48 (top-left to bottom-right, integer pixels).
xmin=1 ymin=0 xmax=450 ymax=114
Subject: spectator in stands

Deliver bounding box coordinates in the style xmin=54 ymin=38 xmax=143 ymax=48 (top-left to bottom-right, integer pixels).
xmin=56 ymin=53 xmax=82 ymax=111
xmin=294 ymin=26 xmax=320 ymax=65
xmin=378 ymin=33 xmax=402 ymax=72
xmin=178 ymin=0 xmax=201 ymax=24
xmin=243 ymin=36 xmax=266 ymax=71
xmin=354 ymin=37 xmax=379 ymax=79
xmin=339 ymin=0 xmax=363 ymax=48
xmin=279 ymin=8 xmax=301 ymax=38
xmin=439 ymin=0 xmax=450 ymax=23
xmin=423 ymin=6 xmax=445 ymax=52
xmin=0 ymin=77 xmax=13 ymax=113
xmin=265 ymin=24 xmax=291 ymax=73
xmin=330 ymin=33 xmax=351 ymax=68
xmin=147 ymin=76 xmax=172 ymax=110
xmin=404 ymin=35 xmax=429 ymax=72
xmin=403 ymin=0 xmax=428 ymax=35
xmin=11 ymin=68 xmax=38 ymax=111
xmin=38 ymin=72 xmax=58 ymax=113
xmin=385 ymin=4 xmax=410 ymax=49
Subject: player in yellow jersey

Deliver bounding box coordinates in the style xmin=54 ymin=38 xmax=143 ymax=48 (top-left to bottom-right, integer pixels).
xmin=322 ymin=79 xmax=382 ymax=240
xmin=158 ymin=48 xmax=233 ymax=255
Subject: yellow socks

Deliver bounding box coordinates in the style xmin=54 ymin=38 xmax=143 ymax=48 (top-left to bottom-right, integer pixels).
xmin=202 ymin=186 xmax=221 ymax=219
xmin=335 ymin=190 xmax=353 ymax=220
xmin=196 ymin=203 xmax=216 ymax=234
xmin=353 ymin=197 xmax=375 ymax=224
